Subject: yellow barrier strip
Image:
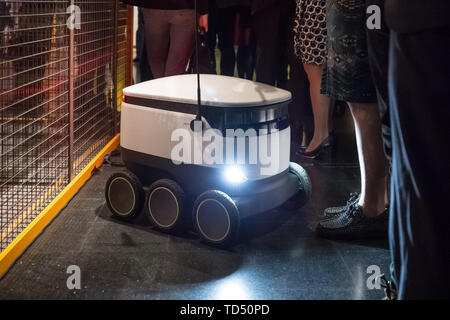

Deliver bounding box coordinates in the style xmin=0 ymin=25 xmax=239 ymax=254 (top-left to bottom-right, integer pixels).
xmin=0 ymin=134 xmax=120 ymax=278
xmin=0 ymin=177 xmax=63 ymax=243
xmin=72 ymin=138 xmax=106 ymax=173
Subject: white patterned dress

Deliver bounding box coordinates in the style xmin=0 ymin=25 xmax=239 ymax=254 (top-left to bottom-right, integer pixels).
xmin=293 ymin=0 xmax=328 ymax=65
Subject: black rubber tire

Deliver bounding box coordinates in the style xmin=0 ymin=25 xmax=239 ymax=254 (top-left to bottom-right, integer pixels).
xmin=282 ymin=162 xmax=312 ymax=210
xmin=105 ymin=171 xmax=144 ymax=221
xmin=193 ymin=190 xmax=239 ymax=248
xmin=145 ymin=179 xmax=186 ymax=232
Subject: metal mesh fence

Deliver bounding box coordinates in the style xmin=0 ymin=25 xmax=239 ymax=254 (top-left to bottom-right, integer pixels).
xmin=0 ymin=0 xmax=131 ymax=251
xmin=72 ymin=0 xmax=115 ymax=175
xmin=116 ymin=2 xmax=128 ymax=114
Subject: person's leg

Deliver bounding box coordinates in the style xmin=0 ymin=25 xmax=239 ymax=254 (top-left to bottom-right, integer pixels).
xmin=316 ymin=1 xmax=389 ymax=239
xmin=247 ymin=31 xmax=257 ymax=80
xmin=275 ymin=0 xmax=290 ymax=89
xmin=143 ymin=9 xmax=170 ymax=78
xmin=388 ymin=27 xmax=450 ymax=299
xmin=236 ymin=7 xmax=255 ymax=79
xmin=366 ymin=0 xmax=392 ymax=163
xmin=206 ymin=0 xmax=218 ymax=50
xmin=216 ymin=7 xmax=236 ymax=76
xmin=316 ymin=100 xmax=389 ymax=239
xmin=303 ymin=64 xmax=332 ymax=152
xmin=136 ymin=8 xmax=145 ymax=62
xmin=348 ymin=102 xmax=389 ymax=217
xmin=165 ymin=10 xmax=196 ymax=77
xmin=252 ymin=4 xmax=280 ymax=85
xmin=236 ymin=45 xmax=250 ymax=78
xmin=365 ymin=1 xmax=395 ymax=293
xmin=139 ymin=41 xmax=153 ymax=82
xmin=327 ymin=100 xmax=335 ymax=133
xmin=286 ymin=0 xmax=310 ymax=144
xmin=205 ymin=3 xmax=218 ymax=74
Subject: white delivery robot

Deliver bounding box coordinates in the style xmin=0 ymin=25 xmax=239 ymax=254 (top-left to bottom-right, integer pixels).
xmin=105 ymin=74 xmax=311 ymax=247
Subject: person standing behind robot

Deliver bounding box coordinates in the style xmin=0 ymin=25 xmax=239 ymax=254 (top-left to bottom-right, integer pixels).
xmin=251 ymin=0 xmax=290 ymax=87
xmin=123 ymin=0 xmax=209 ymax=78
xmin=315 ymin=0 xmax=390 ymax=239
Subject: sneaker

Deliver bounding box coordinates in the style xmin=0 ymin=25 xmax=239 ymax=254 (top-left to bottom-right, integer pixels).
xmin=316 ymin=204 xmax=389 ymax=240
xmin=322 ymin=192 xmax=360 ymax=218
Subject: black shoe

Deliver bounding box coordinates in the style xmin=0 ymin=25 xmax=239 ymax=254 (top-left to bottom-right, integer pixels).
xmin=316 ymin=204 xmax=389 ymax=240
xmin=378 ymin=275 xmax=397 ymax=300
xmin=297 ymin=135 xmax=334 ymax=159
xmin=322 ymin=192 xmax=360 ymax=219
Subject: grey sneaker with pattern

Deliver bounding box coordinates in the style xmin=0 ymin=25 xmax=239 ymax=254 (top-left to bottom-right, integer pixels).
xmin=316 ymin=204 xmax=389 ymax=240
xmin=322 ymin=192 xmax=360 ymax=218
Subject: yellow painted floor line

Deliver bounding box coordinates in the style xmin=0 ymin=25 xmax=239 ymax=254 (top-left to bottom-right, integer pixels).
xmin=0 ymin=134 xmax=120 ymax=278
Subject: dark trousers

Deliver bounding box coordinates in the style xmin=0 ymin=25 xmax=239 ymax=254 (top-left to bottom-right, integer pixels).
xmin=388 ymin=27 xmax=450 ymax=299
xmin=216 ymin=6 xmax=237 ymax=76
xmin=366 ymin=0 xmax=391 ymax=162
xmin=236 ymin=37 xmax=256 ymax=80
xmin=285 ymin=0 xmax=310 ymax=138
xmin=136 ymin=8 xmax=153 ymax=82
xmin=252 ymin=2 xmax=287 ymax=87
xmin=213 ymin=6 xmax=256 ymax=78
xmin=143 ymin=9 xmax=196 ymax=78
xmin=252 ymin=0 xmax=310 ymax=138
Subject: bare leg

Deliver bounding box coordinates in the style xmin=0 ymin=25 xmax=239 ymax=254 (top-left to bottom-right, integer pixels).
xmin=303 ymin=63 xmax=332 ymax=152
xmin=348 ymin=102 xmax=389 ymax=217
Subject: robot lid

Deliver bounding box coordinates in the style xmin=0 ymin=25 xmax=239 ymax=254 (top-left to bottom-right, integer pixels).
xmin=123 ymin=74 xmax=292 ymax=107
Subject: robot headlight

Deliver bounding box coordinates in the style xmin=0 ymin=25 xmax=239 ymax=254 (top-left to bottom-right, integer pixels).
xmin=224 ymin=166 xmax=248 ymax=184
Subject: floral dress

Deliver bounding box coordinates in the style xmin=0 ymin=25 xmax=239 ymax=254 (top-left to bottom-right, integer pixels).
xmin=293 ymin=0 xmax=328 ymax=65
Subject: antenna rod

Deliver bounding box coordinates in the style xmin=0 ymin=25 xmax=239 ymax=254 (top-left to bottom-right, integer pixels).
xmin=195 ymin=0 xmax=201 ymax=121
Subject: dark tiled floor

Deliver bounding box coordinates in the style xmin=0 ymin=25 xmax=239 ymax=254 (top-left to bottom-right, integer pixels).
xmin=0 ymin=111 xmax=390 ymax=300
